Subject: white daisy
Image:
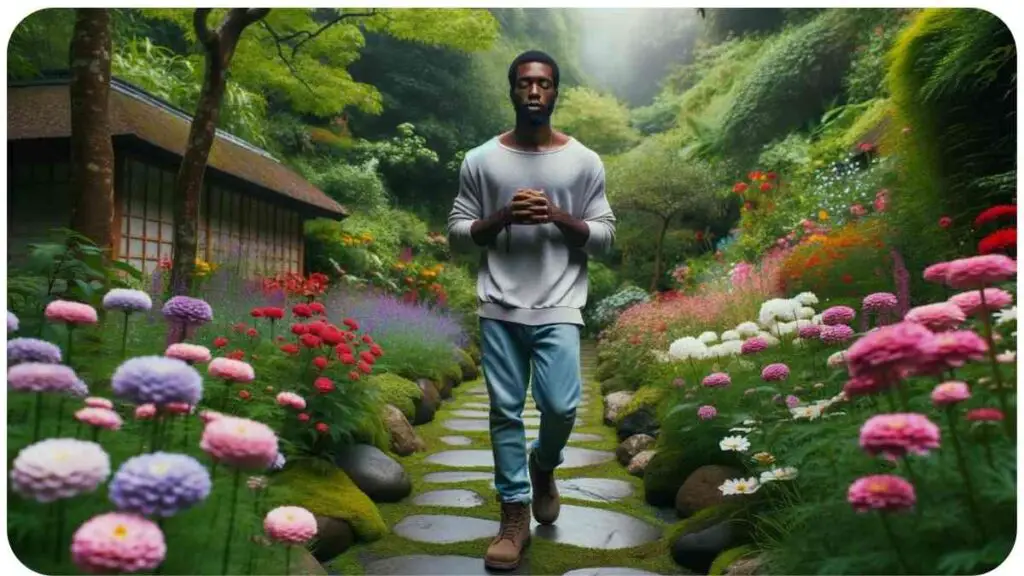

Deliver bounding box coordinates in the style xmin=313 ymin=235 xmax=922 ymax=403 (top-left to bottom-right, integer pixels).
xmin=719 ymin=477 xmax=761 ymax=496
xmin=827 ymin=351 xmax=847 ymax=368
xmin=719 ymin=435 xmax=751 ymax=452
xmin=760 ymin=467 xmax=798 ymax=482
xmin=995 ymin=306 xmax=1016 ymax=326
xmin=756 ymin=331 xmax=781 ymax=347
xmin=789 ymin=405 xmax=823 ymax=420
xmin=811 ymin=314 xmax=823 ymax=325
xmin=742 ymin=419 xmax=760 ymax=426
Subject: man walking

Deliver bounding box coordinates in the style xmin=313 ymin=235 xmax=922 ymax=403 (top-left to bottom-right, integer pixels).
xmin=446 ymin=50 xmax=616 ymax=570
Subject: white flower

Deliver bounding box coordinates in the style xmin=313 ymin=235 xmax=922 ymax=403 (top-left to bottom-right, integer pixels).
xmin=736 ymin=322 xmax=761 ymax=338
xmin=729 ymin=427 xmax=756 ymax=433
xmin=758 ymin=298 xmax=801 ymax=326
xmin=789 ymin=405 xmax=823 ymax=420
xmin=995 ymin=306 xmax=1016 ymax=326
xmin=812 ymin=314 xmax=823 ymax=325
xmin=795 ymin=319 xmax=814 ymax=330
xmin=760 ymin=467 xmax=798 ymax=482
xmin=720 ymin=330 xmax=740 ymax=341
xmin=997 ymin=351 xmax=1015 ymax=364
xmin=713 ymin=340 xmax=743 ymax=357
xmin=719 ymin=477 xmax=761 ymax=495
xmin=827 ymin=351 xmax=847 ymax=368
xmin=668 ymin=337 xmax=709 ymax=361
xmin=742 ymin=419 xmax=760 ymax=426
xmin=797 ymin=306 xmax=816 ymax=320
xmin=795 ymin=292 xmax=819 ymax=306
xmin=774 ymin=321 xmax=799 ymax=338
xmin=698 ymin=331 xmax=719 ymax=344
xmin=792 ymin=338 xmax=804 ymax=348
xmin=756 ymin=332 xmax=781 ymax=347
xmin=719 ymin=435 xmax=751 ymax=452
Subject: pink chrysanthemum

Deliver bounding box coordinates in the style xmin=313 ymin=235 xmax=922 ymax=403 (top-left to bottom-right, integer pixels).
xmin=845 ymin=321 xmax=934 ymax=380
xmin=200 ymin=416 xmax=278 ymax=469
xmin=8 ymin=363 xmax=83 ymax=393
xmin=45 ymin=300 xmax=99 ymax=325
xmin=135 ymin=404 xmax=157 ymax=420
xmin=199 ymin=410 xmax=224 ymax=424
xmin=922 ymin=330 xmax=988 ymax=371
xmin=944 ymin=254 xmax=1016 ymax=289
xmin=848 ymin=475 xmax=916 ymax=513
xmin=697 ymin=405 xmax=717 ymax=420
xmin=820 ymin=324 xmax=855 ymax=345
xmin=931 ymin=381 xmax=971 ymax=407
xmin=904 ymin=302 xmax=966 ymax=332
xmin=785 ymin=395 xmax=800 ymax=408
xmin=966 ymin=408 xmax=1004 ymax=422
xmin=741 ymin=337 xmax=768 ymax=355
xmin=165 ymin=343 xmax=212 ymax=364
xmin=948 ymin=288 xmax=1014 ymax=316
xmin=85 ymin=397 xmax=114 ymax=410
xmin=163 ymin=402 xmax=193 ymax=415
xmin=208 ymin=357 xmax=255 ymax=383
xmin=761 ymin=363 xmax=790 ymax=382
xmin=263 ymin=506 xmax=317 ymax=545
xmin=71 ymin=512 xmax=166 ymax=574
xmin=75 ymin=408 xmax=123 ymax=431
xmin=275 ymin=392 xmax=306 ymax=410
xmin=923 ymin=262 xmax=951 ymax=285
xmin=822 ymin=306 xmax=856 ymax=326
xmin=10 ymin=439 xmax=110 ymax=502
xmin=859 ymin=413 xmax=941 ymax=461
xmin=842 ymin=375 xmax=887 ymax=397
xmin=863 ymin=292 xmax=899 ymax=312
xmin=701 ymin=373 xmax=731 ymax=388
xmin=798 ymin=324 xmax=821 ymax=339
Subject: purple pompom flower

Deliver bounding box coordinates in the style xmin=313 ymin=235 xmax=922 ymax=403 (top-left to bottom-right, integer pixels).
xmin=862 ymin=292 xmax=899 ymax=313
xmin=8 ymin=311 xmax=19 ymax=333
xmin=798 ymin=324 xmax=821 ymax=339
xmin=822 ymin=306 xmax=856 ymax=326
xmin=103 ymin=289 xmax=153 ymax=313
xmin=697 ymin=405 xmax=717 ymax=420
xmin=761 ymin=363 xmax=790 ymax=382
xmin=111 ymin=356 xmax=203 ymax=406
xmin=702 ymin=372 xmax=732 ymax=388
xmin=741 ymin=337 xmax=768 ymax=355
xmin=820 ymin=324 xmax=855 ymax=345
xmin=785 ymin=395 xmax=800 ymax=408
xmin=7 ymin=338 xmax=63 ymax=365
xmin=109 ymin=452 xmax=212 ymax=517
xmin=161 ymin=296 xmax=213 ymax=325
xmin=8 ymin=363 xmax=82 ymax=393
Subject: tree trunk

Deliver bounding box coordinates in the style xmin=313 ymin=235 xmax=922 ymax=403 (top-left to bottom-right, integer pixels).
xmin=68 ymin=8 xmax=114 ymax=253
xmin=169 ymin=8 xmax=270 ymax=296
xmin=649 ymin=217 xmax=670 ymax=294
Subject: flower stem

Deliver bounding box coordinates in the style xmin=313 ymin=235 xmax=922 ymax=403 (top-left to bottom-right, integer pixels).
xmin=32 ymin=392 xmax=44 ymax=443
xmin=285 ymin=545 xmax=292 ymax=575
xmin=121 ymin=311 xmax=130 ymax=358
xmin=90 ymin=427 xmax=100 ymax=443
xmin=221 ymin=469 xmax=243 ymax=575
xmin=944 ymin=407 xmax=988 ymax=540
xmin=978 ymin=288 xmax=1012 ymax=437
xmin=878 ymin=513 xmax=909 ymax=574
xmin=52 ymin=499 xmax=66 ymax=561
xmin=55 ymin=395 xmax=66 ymax=437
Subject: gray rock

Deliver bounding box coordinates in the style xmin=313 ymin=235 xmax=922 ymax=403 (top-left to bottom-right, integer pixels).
xmin=311 ymin=515 xmax=354 ymax=562
xmin=412 ymin=489 xmax=486 ymax=508
xmin=440 ymin=435 xmax=473 ymax=446
xmin=563 ymin=569 xmax=662 ymax=576
xmin=616 ymin=408 xmax=659 ymax=442
xmin=423 ymin=471 xmax=493 ymax=484
xmin=393 ymin=514 xmax=498 ymax=544
xmin=414 ymin=379 xmax=440 ymax=425
xmin=616 ymin=434 xmax=656 ymax=466
xmin=426 ymin=447 xmax=614 ymax=469
xmin=675 ymin=465 xmax=745 ymax=518
xmin=363 ymin=554 xmax=529 ymax=575
xmin=627 ymin=450 xmax=657 ymax=477
xmin=382 ymin=404 xmax=425 ymax=456
xmin=603 ymin=391 xmax=634 ymax=425
xmin=335 ymin=444 xmax=411 ymax=503
xmin=671 ymin=521 xmax=738 ymax=573
xmin=556 ymin=478 xmax=634 ymax=503
xmin=532 ymin=504 xmax=662 ymax=549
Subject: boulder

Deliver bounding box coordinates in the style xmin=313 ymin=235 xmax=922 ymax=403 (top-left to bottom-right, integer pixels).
xmin=435 ymin=376 xmax=455 ymax=399
xmin=724 ymin=554 xmax=764 ymax=575
xmin=600 ymin=376 xmax=630 ymax=396
xmin=675 ymin=465 xmax=745 ymax=518
xmin=383 ymin=404 xmax=426 ymax=456
xmin=603 ymin=391 xmax=634 ymax=426
xmin=616 ymin=434 xmax=656 ymax=466
xmin=456 ymin=347 xmax=480 ymax=381
xmin=413 ymin=379 xmax=440 ymax=425
xmin=310 ymin=515 xmax=355 ymax=562
xmin=627 ymin=449 xmax=657 ymax=477
xmin=671 ymin=521 xmax=739 ymax=574
xmin=335 ymin=444 xmax=412 ymax=503
xmin=616 ymin=408 xmax=659 ymax=442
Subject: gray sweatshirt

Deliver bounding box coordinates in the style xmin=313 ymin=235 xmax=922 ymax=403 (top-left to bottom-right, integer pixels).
xmin=447 ymin=136 xmax=616 ymax=326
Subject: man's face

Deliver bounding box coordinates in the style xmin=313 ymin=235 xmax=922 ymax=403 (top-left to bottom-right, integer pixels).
xmin=511 ymin=61 xmax=557 ymax=124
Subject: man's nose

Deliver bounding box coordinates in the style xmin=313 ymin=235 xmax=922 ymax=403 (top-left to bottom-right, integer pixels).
xmin=528 ymin=83 xmax=542 ymax=98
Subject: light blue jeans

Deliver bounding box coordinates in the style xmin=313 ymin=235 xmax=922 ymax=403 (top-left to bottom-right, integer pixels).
xmin=480 ymin=318 xmax=582 ymax=503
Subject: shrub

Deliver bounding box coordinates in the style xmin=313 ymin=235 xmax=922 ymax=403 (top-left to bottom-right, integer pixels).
xmin=591 ymin=285 xmax=650 ymax=330
xmin=368 ymin=373 xmax=422 ymax=421
xmin=270 ymin=462 xmax=388 ymax=542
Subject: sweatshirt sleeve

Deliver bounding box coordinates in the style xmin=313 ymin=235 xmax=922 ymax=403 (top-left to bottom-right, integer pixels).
xmin=581 ymin=163 xmax=616 ymax=256
xmin=446 ymin=158 xmax=481 ymax=253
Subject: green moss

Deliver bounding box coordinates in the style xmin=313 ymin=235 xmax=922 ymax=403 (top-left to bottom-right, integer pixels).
xmin=368 ymin=372 xmax=422 ymax=421
xmin=616 ymin=385 xmax=666 ymax=424
xmin=595 ymin=358 xmax=619 ymax=382
xmin=643 ymin=433 xmax=744 ymax=507
xmin=664 ymin=502 xmax=744 ymax=542
xmin=270 ymin=461 xmax=389 ymax=543
xmin=441 ymin=360 xmax=463 ymax=384
xmin=600 ymin=375 xmax=631 ymax=395
xmin=710 ymin=545 xmax=757 ymax=576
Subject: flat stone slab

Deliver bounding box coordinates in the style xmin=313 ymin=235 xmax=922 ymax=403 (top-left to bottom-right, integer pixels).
xmin=393 ymin=514 xmax=498 ymax=544
xmin=461 ymin=402 xmax=491 ymax=410
xmin=426 ymin=447 xmax=614 ymax=469
xmin=412 ymin=489 xmax=485 ymax=508
xmin=423 ymin=471 xmax=493 ymax=484
xmin=563 ymin=569 xmax=662 ymax=576
xmin=440 ymin=435 xmax=473 ymax=446
xmin=453 ymin=408 xmax=544 ymax=419
xmin=556 ymin=478 xmax=634 ymax=503
xmin=363 ymin=554 xmax=528 ymax=575
xmin=532 ymin=505 xmax=662 ymax=549
xmin=442 ymin=419 xmax=598 ymax=441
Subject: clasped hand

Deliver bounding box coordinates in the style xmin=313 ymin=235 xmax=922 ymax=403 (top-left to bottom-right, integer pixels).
xmin=509 ymin=188 xmax=555 ymax=225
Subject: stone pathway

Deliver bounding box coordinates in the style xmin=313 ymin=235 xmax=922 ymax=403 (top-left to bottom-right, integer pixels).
xmin=331 ymin=342 xmax=680 ymax=575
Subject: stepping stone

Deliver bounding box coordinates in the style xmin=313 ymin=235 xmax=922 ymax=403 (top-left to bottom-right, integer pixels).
xmin=412 ymin=489 xmax=485 ymax=508
xmin=556 ymin=478 xmax=634 ymax=503
xmin=461 ymin=402 xmax=491 ymax=410
xmin=452 ymin=409 xmax=543 ymax=419
xmin=423 ymin=471 xmax=493 ymax=484
xmin=468 ymin=385 xmax=487 ymax=394
xmin=440 ymin=435 xmax=473 ymax=446
xmin=441 ymin=421 xmax=603 ymax=443
xmin=563 ymin=568 xmax=662 ymax=576
xmin=532 ymin=505 xmax=662 ymax=549
xmin=363 ymin=554 xmax=528 ymax=575
xmin=426 ymin=447 xmax=614 ymax=469
xmin=393 ymin=514 xmax=498 ymax=544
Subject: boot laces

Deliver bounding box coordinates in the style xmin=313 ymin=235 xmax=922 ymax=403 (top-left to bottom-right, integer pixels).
xmin=499 ymin=503 xmax=527 ymax=540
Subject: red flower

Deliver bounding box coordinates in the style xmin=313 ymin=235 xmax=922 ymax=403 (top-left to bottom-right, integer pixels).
xmin=759 ymin=182 xmax=773 ymax=192
xmin=314 ymin=377 xmax=335 ymax=394
xmin=369 ymin=344 xmax=383 ymax=357
xmin=335 ymin=343 xmax=352 ymax=355
xmin=732 ymin=182 xmax=748 ymax=194
xmin=766 ymin=172 xmax=777 ymax=180
xmin=858 ymin=142 xmax=876 ymax=152
xmin=280 ymin=344 xmax=300 ymax=355
xmin=978 ymin=228 xmax=1016 ymax=255
xmin=358 ymin=361 xmax=372 ymax=374
xmin=292 ymin=304 xmax=312 ymax=318
xmin=359 ymin=350 xmax=375 ymax=365
xmin=361 ymin=334 xmax=373 ymax=344
xmin=299 ymin=334 xmax=322 ymax=349
xmin=344 ymin=331 xmax=356 ymax=342
xmin=238 ymin=390 xmax=251 ymax=400
xmin=743 ymin=201 xmax=754 ymax=212
xmin=343 ymin=318 xmax=360 ymax=331
xmin=339 ymin=353 xmax=356 ymax=365
xmin=974 ymin=205 xmax=1017 ymax=228
xmin=748 ymin=170 xmax=763 ymax=181
xmin=939 ymin=216 xmax=953 ymax=229
xmin=313 ymin=356 xmax=329 ymax=370
xmin=246 ymin=328 xmax=258 ymax=338
xmin=213 ymin=337 xmax=229 ymax=349
xmin=321 ymin=327 xmax=345 ymax=346
xmin=309 ymin=302 xmax=326 ymax=315
xmin=842 ymin=274 xmax=854 ymax=284
xmin=306 ymin=321 xmax=327 ymax=336
xmin=291 ymin=323 xmax=308 ymax=335
xmin=250 ymin=308 xmax=264 ymax=318
xmin=298 ymin=412 xmax=310 ymax=423
xmin=232 ymin=322 xmax=248 ymax=334
xmin=262 ymin=307 xmax=285 ymax=320
xmin=966 ymin=408 xmax=1004 ymax=422
xmin=695 ymin=231 xmax=705 ymax=242
xmin=227 ymin=350 xmax=245 ymax=360
xmin=348 ymin=370 xmax=361 ymax=381
xmin=315 ymin=422 xmax=329 ymax=434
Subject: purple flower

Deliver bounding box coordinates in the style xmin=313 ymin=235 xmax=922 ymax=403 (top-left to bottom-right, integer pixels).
xmin=11 ymin=439 xmax=110 ymax=502
xmin=702 ymin=372 xmax=731 ymax=388
xmin=820 ymin=324 xmax=855 ymax=345
xmin=103 ymin=289 xmax=153 ymax=313
xmin=822 ymin=306 xmax=856 ymax=326
xmin=8 ymin=338 xmax=63 ymax=365
xmin=862 ymin=292 xmax=898 ymax=313
xmin=798 ymin=324 xmax=821 ymax=339
xmin=68 ymin=379 xmax=90 ymax=398
xmin=111 ymin=356 xmax=203 ymax=406
xmin=697 ymin=405 xmax=717 ymax=420
xmin=785 ymin=395 xmax=800 ymax=408
xmin=269 ymin=452 xmax=286 ymax=472
xmin=741 ymin=337 xmax=768 ymax=355
xmin=8 ymin=363 xmax=82 ymax=393
xmin=325 ymin=290 xmax=468 ymax=350
xmin=761 ymin=363 xmax=790 ymax=382
xmin=161 ymin=296 xmax=213 ymax=325
xmin=7 ymin=311 xmax=19 ymax=333
xmin=109 ymin=452 xmax=211 ymax=517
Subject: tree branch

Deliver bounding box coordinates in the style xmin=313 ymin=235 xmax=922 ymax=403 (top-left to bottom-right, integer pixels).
xmin=260 ymin=20 xmax=316 ymax=94
xmin=193 ymin=9 xmax=214 ymax=48
xmin=290 ymin=9 xmax=378 ymax=57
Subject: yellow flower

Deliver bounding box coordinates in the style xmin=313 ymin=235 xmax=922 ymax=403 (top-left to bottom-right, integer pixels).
xmin=818 ymin=210 xmax=829 ymax=221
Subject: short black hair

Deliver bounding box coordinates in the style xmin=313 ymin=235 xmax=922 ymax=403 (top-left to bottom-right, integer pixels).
xmin=508 ymin=50 xmax=559 ymax=89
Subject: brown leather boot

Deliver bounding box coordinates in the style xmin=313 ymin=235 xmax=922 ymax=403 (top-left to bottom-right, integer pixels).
xmin=529 ymin=452 xmax=560 ymax=525
xmin=484 ymin=500 xmax=531 ymax=570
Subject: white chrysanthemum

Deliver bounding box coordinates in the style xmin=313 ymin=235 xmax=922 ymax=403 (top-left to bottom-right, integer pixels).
xmin=760 ymin=467 xmax=799 ymax=483
xmin=758 ymin=298 xmax=802 ymax=326
xmin=735 ymin=322 xmax=760 ymax=338
xmin=718 ymin=477 xmax=761 ymax=496
xmin=811 ymin=314 xmax=823 ymax=325
xmin=756 ymin=332 xmax=781 ymax=347
xmin=716 ymin=340 xmax=744 ymax=357
xmin=997 ymin=351 xmax=1016 ymax=363
xmin=774 ymin=321 xmax=799 ymax=338
xmin=995 ymin=306 xmax=1017 ymax=326
xmin=827 ymin=351 xmax=847 ymax=368
xmin=795 ymin=319 xmax=814 ymax=330
xmin=719 ymin=435 xmax=751 ymax=452
xmin=720 ymin=330 xmax=740 ymax=342
xmin=795 ymin=292 xmax=819 ymax=306
xmin=792 ymin=338 xmax=804 ymax=348
xmin=668 ymin=337 xmax=709 ymax=361
xmin=698 ymin=331 xmax=719 ymax=344
xmin=789 ymin=405 xmax=823 ymax=420
xmin=797 ymin=306 xmax=816 ymax=320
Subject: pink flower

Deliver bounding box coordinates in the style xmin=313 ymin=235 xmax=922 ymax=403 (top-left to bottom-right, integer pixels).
xmin=904 ymin=302 xmax=965 ymax=331
xmin=199 ymin=410 xmax=224 ymax=424
xmin=863 ymin=292 xmax=898 ymax=312
xmin=843 ymin=375 xmax=888 ymax=397
xmin=701 ymin=373 xmax=731 ymax=388
xmin=948 ymin=288 xmax=1013 ymax=316
xmin=200 ymin=416 xmax=279 ymax=469
xmin=785 ymin=395 xmax=800 ymax=408
xmin=944 ymin=255 xmax=1016 ymax=289
xmin=850 ymin=204 xmax=868 ymax=217
xmin=931 ymin=381 xmax=971 ymax=407
xmin=71 ymin=512 xmax=166 ymax=574
xmin=208 ymin=357 xmax=255 ymax=383
xmin=45 ymin=300 xmax=98 ymax=325
xmin=859 ymin=413 xmax=940 ymax=460
xmin=741 ymin=337 xmax=768 ymax=355
xmin=697 ymin=405 xmax=717 ymax=420
xmin=873 ymin=189 xmax=890 ymax=212
xmin=761 ymin=363 xmax=790 ymax=382
xmin=922 ymin=262 xmax=951 ymax=284
xmin=85 ymin=397 xmax=114 ymax=410
xmin=263 ymin=506 xmax=317 ymax=545
xmin=165 ymin=343 xmax=212 ymax=364
xmin=822 ymin=306 xmax=856 ymax=326
xmin=163 ymin=402 xmax=193 ymax=415
xmin=922 ymin=330 xmax=988 ymax=370
xmin=820 ymin=324 xmax=855 ymax=345
xmin=75 ymin=408 xmax=123 ymax=431
xmin=134 ymin=404 xmax=156 ymax=420
xmin=798 ymin=324 xmax=821 ymax=339
xmin=845 ymin=321 xmax=934 ymax=380
xmin=848 ymin=475 xmax=916 ymax=513
xmin=275 ymin=392 xmax=306 ymax=410
xmin=966 ymin=408 xmax=1004 ymax=422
